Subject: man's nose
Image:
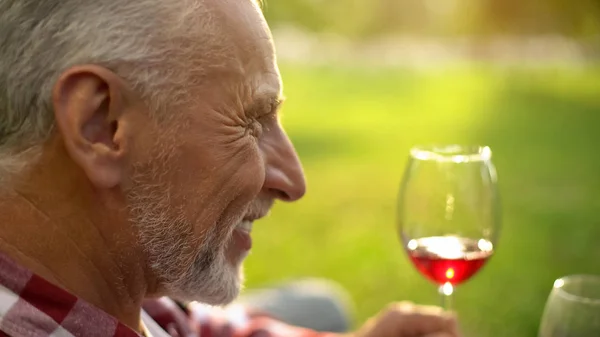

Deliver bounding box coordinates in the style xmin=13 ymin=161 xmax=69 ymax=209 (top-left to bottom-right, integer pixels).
xmin=263 ymin=129 xmax=306 ymax=202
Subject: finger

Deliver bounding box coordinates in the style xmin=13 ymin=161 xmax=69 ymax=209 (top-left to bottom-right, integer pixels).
xmin=403 ymin=311 xmax=455 ymax=335
xmin=423 ymin=333 xmax=454 ymax=337
xmin=413 ymin=304 xmax=445 ymax=316
xmin=216 ymin=323 xmax=234 ymax=337
xmin=389 ymin=301 xmax=415 ymax=311
xmin=389 ymin=302 xmax=444 ymax=316
xmin=444 ymin=311 xmax=460 ymax=336
xmin=248 ymin=329 xmax=272 ymax=337
xmin=382 ymin=306 xmax=455 ymax=335
xmin=166 ymin=323 xmax=181 ymax=337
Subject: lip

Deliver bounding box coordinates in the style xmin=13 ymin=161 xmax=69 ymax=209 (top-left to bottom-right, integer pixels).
xmin=232 ymin=227 xmax=252 ymax=251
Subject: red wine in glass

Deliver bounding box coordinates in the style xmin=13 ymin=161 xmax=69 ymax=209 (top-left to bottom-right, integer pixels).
xmin=397 ymin=145 xmax=500 ymax=309
xmin=405 ymin=236 xmax=493 ymax=286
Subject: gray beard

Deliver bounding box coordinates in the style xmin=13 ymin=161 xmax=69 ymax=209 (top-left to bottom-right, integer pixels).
xmin=126 ymin=176 xmax=242 ymax=305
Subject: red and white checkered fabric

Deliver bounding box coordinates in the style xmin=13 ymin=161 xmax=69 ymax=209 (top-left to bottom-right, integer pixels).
xmin=0 ymin=252 xmax=338 ymax=337
xmin=0 ymin=252 xmax=139 ymax=337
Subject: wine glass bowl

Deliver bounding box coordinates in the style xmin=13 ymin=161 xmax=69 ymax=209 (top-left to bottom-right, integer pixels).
xmin=539 ymin=275 xmax=600 ymax=337
xmin=397 ymin=145 xmax=501 ymax=307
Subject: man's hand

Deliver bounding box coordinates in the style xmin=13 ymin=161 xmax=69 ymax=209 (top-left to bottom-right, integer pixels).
xmin=353 ymin=302 xmax=460 ymax=337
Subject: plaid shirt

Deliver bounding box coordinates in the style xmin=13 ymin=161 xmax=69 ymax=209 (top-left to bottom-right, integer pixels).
xmin=0 ymin=252 xmax=337 ymax=337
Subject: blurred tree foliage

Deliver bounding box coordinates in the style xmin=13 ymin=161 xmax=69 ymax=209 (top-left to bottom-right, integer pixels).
xmin=262 ymin=0 xmax=600 ymax=38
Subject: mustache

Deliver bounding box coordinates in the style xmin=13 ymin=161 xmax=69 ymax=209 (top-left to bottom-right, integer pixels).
xmin=243 ymin=197 xmax=274 ymax=221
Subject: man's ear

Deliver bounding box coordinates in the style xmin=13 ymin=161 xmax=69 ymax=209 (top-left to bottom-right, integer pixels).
xmin=52 ymin=65 xmax=131 ymax=189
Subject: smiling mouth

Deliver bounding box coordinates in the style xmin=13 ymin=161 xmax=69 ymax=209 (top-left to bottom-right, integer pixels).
xmin=229 ymin=208 xmax=269 ymax=253
xmin=238 ymin=209 xmax=270 ymax=231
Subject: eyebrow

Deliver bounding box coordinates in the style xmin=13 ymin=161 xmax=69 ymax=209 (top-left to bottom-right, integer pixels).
xmin=247 ymin=93 xmax=286 ymax=116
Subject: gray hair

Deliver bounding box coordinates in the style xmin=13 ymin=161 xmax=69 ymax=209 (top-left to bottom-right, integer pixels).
xmin=0 ymin=0 xmax=238 ymax=178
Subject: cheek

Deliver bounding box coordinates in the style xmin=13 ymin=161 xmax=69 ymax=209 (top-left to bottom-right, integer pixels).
xmin=172 ymin=133 xmax=265 ymax=238
xmin=219 ymin=140 xmax=265 ymax=211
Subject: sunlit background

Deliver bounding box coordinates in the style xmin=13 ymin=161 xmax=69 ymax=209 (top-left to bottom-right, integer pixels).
xmin=243 ymin=1 xmax=600 ymax=336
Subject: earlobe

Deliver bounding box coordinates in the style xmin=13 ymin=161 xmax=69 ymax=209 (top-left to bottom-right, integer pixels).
xmin=52 ymin=66 xmax=128 ymax=189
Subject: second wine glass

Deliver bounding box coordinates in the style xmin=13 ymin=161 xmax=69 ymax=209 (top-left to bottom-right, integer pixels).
xmin=397 ymin=145 xmax=501 ymax=309
xmin=539 ymin=275 xmax=600 ymax=337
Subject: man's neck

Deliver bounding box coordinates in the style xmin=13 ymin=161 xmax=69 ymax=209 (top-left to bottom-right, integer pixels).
xmin=0 ymin=153 xmax=150 ymax=331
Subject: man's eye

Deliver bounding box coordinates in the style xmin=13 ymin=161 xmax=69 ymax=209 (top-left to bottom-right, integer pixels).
xmin=247 ymin=118 xmax=263 ymax=138
xmin=258 ymin=111 xmax=277 ymax=124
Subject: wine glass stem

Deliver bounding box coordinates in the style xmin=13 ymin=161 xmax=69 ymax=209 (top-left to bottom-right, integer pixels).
xmin=439 ymin=282 xmax=454 ymax=310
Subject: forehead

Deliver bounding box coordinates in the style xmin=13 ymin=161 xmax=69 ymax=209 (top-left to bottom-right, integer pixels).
xmin=210 ymin=0 xmax=281 ymax=95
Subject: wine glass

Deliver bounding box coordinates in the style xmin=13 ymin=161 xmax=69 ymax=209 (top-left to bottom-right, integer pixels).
xmin=397 ymin=145 xmax=501 ymax=309
xmin=539 ymin=275 xmax=600 ymax=337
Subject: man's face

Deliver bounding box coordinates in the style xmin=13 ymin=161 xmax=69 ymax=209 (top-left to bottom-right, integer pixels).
xmin=124 ymin=0 xmax=305 ymax=305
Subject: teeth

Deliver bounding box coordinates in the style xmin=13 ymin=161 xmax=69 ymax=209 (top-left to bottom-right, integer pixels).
xmin=237 ymin=220 xmax=253 ymax=232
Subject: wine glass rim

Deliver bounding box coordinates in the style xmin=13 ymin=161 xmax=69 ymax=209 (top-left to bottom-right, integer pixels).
xmin=553 ymin=274 xmax=600 ymax=304
xmin=410 ymin=145 xmax=492 ymax=163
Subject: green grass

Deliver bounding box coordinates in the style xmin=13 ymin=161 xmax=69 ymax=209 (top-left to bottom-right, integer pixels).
xmin=243 ymin=63 xmax=600 ymax=337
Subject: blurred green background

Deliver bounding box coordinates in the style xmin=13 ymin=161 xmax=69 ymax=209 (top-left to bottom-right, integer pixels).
xmin=244 ymin=2 xmax=600 ymax=336
xmin=262 ymin=0 xmax=600 ymax=38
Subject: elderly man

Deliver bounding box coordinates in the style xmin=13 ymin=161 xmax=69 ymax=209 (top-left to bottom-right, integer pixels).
xmin=0 ymin=0 xmax=459 ymax=336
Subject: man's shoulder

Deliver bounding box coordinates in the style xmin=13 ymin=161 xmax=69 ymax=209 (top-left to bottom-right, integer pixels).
xmin=0 ymin=252 xmax=140 ymax=337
